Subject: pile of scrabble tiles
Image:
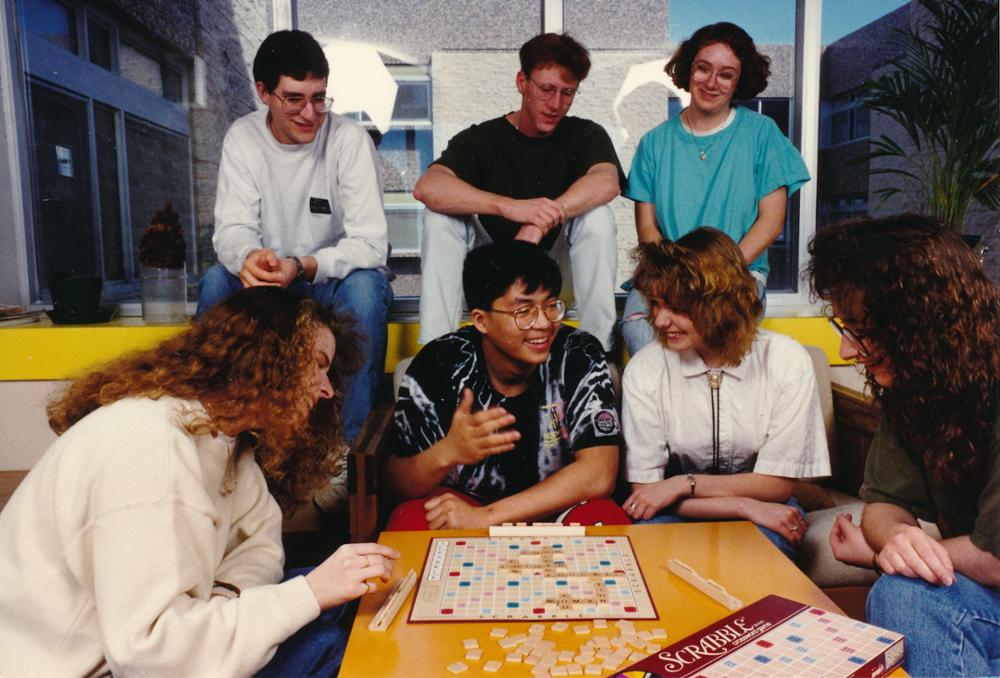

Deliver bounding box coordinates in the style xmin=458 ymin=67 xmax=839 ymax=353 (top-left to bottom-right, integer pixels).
xmin=446 ymin=618 xmax=668 ymax=676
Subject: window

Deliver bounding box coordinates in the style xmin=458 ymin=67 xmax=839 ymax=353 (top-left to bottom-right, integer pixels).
xmin=343 ymin=68 xmax=433 ymax=258
xmin=820 ymin=89 xmax=870 ymax=146
xmin=17 ymin=0 xmax=192 ymax=301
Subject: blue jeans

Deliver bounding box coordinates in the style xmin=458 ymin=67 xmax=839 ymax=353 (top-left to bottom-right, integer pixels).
xmin=867 ymin=572 xmax=1000 ymax=677
xmin=256 ymin=568 xmax=357 ymax=677
xmin=638 ymin=497 xmax=802 ymax=561
xmin=196 ymin=264 xmax=391 ymax=441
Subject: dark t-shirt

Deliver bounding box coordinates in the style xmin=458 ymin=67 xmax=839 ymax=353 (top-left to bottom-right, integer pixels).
xmin=860 ymin=414 xmax=1000 ymax=559
xmin=432 ymin=116 xmax=625 ymax=249
xmin=391 ymin=325 xmax=621 ymax=502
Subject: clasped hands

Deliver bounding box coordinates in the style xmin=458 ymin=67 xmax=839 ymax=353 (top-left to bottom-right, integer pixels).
xmin=829 ymin=514 xmax=955 ymax=586
xmin=502 ymin=197 xmax=566 ymax=245
xmin=240 ymin=248 xmax=300 ymax=288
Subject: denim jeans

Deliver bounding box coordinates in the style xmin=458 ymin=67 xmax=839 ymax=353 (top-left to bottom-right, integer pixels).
xmin=637 ymin=496 xmax=803 ymax=561
xmin=417 ymin=205 xmax=618 ymax=351
xmin=255 ymin=568 xmax=357 ymax=677
xmin=196 ymin=263 xmax=391 ymax=441
xmin=867 ymin=572 xmax=1000 ymax=677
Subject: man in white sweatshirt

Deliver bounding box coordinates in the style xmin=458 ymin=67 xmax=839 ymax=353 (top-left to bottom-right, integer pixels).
xmin=196 ymin=30 xmax=390 ymax=442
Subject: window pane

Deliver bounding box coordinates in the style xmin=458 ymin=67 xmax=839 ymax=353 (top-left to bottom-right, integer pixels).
xmin=88 ymin=18 xmax=112 ymax=70
xmin=23 ymin=0 xmax=77 ymax=53
xmin=760 ymin=99 xmax=790 ymax=137
xmin=119 ymin=42 xmax=163 ymax=96
xmin=94 ymin=103 xmax=124 ymax=280
xmin=28 ymin=83 xmax=96 ymax=283
xmin=374 ymin=129 xmax=433 ymax=193
xmin=391 ymin=81 xmax=430 ymax=120
xmin=124 ymin=117 xmax=193 ymax=275
xmin=818 ymin=1 xmax=910 ymax=234
xmin=162 ymin=67 xmax=184 ymax=104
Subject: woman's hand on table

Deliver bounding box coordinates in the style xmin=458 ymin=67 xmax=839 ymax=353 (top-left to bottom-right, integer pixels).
xmin=305 ymin=543 xmax=401 ymax=610
xmin=742 ymin=498 xmax=808 ymax=545
xmin=623 ymin=478 xmax=685 ymax=521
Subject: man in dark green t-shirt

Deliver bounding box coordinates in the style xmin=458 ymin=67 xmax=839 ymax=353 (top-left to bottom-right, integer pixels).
xmin=413 ymin=33 xmax=625 ymax=353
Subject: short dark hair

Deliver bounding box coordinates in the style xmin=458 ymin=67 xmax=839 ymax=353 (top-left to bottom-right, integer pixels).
xmin=463 ymin=241 xmax=562 ymax=312
xmin=253 ymin=30 xmax=329 ymax=92
xmin=665 ymin=22 xmax=770 ymax=100
xmin=519 ymin=33 xmax=591 ymax=82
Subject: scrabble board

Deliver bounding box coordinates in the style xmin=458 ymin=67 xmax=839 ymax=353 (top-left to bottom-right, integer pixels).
xmin=409 ymin=535 xmax=657 ymax=622
xmin=616 ymin=594 xmax=904 ymax=678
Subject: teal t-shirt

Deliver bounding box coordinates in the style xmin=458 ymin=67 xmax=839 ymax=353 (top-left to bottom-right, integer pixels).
xmin=625 ymin=107 xmax=810 ymax=277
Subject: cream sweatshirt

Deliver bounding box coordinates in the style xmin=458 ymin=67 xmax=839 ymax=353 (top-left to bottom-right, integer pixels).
xmin=0 ymin=397 xmax=320 ymax=677
xmin=212 ymin=109 xmax=388 ymax=283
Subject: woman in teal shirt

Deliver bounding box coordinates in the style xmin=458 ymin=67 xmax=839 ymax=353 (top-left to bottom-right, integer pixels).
xmin=622 ymin=22 xmax=809 ymax=355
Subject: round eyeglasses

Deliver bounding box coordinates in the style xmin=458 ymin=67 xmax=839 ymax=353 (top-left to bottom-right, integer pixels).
xmin=827 ymin=316 xmax=870 ymax=358
xmin=488 ymin=299 xmax=566 ymax=330
xmin=528 ymin=77 xmax=578 ymax=102
xmin=270 ymin=91 xmax=334 ymax=116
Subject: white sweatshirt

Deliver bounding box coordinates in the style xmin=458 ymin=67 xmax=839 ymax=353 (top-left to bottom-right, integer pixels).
xmin=0 ymin=397 xmax=320 ymax=677
xmin=212 ymin=109 xmax=388 ymax=283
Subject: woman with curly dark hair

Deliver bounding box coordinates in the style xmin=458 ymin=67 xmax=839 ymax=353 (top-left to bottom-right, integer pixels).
xmin=621 ymin=22 xmax=810 ymax=355
xmin=621 ymin=228 xmax=830 ymax=559
xmin=0 ymin=287 xmax=399 ymax=677
xmin=808 ymin=214 xmax=1000 ymax=677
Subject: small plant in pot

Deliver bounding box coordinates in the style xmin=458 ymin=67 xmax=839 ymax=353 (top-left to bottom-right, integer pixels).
xmin=139 ymin=203 xmax=188 ymax=324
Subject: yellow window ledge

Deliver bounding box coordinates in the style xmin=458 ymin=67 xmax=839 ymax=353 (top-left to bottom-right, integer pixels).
xmin=0 ymin=316 xmax=845 ymax=382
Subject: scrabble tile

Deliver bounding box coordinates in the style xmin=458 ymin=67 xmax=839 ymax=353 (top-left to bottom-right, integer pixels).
xmin=483 ymin=660 xmax=502 ymax=673
xmin=490 ymin=627 xmax=508 ymax=639
xmin=447 ymin=661 xmax=468 ymax=674
xmin=463 ymin=638 xmax=479 ymax=650
xmin=465 ymin=648 xmax=483 ymax=661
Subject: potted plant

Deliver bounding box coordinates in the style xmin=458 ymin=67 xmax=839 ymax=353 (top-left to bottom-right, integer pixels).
xmin=139 ymin=203 xmax=187 ymax=324
xmin=863 ymin=0 xmax=999 ymax=233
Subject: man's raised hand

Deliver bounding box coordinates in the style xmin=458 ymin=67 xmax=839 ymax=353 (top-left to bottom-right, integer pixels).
xmin=442 ymin=389 xmax=519 ymax=466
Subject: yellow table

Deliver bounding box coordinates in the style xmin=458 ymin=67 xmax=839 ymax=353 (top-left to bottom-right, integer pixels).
xmin=341 ymin=522 xmax=844 ymax=677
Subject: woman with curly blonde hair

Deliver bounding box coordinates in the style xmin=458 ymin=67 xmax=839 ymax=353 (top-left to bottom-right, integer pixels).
xmin=809 ymin=214 xmax=999 ymax=677
xmin=622 ymin=227 xmax=830 ymax=558
xmin=0 ymin=287 xmax=399 ymax=677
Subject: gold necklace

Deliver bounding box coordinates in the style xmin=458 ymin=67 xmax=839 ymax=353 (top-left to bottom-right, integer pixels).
xmin=682 ymin=109 xmax=720 ymax=161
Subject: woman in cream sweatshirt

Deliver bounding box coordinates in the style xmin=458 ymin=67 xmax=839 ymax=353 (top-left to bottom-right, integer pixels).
xmin=0 ymin=287 xmax=398 ymax=677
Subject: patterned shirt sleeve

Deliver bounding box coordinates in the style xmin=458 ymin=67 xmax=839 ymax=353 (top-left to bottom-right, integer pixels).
xmin=561 ymin=331 xmax=622 ymax=451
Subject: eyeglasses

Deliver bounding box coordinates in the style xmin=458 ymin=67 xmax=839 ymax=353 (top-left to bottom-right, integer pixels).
xmin=488 ymin=299 xmax=566 ymax=330
xmin=827 ymin=316 xmax=870 ymax=358
xmin=270 ymin=91 xmax=334 ymax=116
xmin=528 ymin=77 xmax=578 ymax=102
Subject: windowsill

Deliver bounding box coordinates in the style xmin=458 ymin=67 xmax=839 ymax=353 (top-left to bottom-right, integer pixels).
xmin=1 ymin=310 xmax=847 ymax=382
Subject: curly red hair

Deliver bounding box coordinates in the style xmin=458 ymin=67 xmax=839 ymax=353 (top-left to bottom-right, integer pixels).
xmin=808 ymin=214 xmax=999 ymax=489
xmin=632 ymin=227 xmax=762 ymax=366
xmin=47 ymin=287 xmax=362 ymax=510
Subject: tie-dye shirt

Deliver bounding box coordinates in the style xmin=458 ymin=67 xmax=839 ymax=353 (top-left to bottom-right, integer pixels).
xmin=392 ymin=326 xmax=621 ymax=502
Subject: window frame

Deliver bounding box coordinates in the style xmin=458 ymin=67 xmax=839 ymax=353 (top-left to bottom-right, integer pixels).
xmin=11 ymin=0 xmax=193 ymax=303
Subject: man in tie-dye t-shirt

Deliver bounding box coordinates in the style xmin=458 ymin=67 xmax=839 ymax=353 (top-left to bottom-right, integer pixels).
xmin=384 ymin=241 xmax=624 ymax=530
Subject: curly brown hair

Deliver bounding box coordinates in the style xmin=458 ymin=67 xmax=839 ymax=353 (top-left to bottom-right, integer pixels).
xmin=665 ymin=22 xmax=771 ymax=101
xmin=47 ymin=287 xmax=363 ymax=510
xmin=807 ymin=214 xmax=1000 ymax=488
xmin=632 ymin=227 xmax=762 ymax=366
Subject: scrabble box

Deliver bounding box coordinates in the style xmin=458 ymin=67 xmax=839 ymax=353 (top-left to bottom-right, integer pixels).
xmin=615 ymin=594 xmax=904 ymax=677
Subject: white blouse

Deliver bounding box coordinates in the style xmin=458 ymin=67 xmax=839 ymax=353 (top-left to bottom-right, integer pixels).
xmin=623 ymin=330 xmax=831 ymax=483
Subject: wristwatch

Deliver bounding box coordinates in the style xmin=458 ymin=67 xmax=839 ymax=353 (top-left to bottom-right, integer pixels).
xmin=686 ymin=473 xmax=696 ymax=498
xmin=289 ymin=255 xmax=305 ymax=281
